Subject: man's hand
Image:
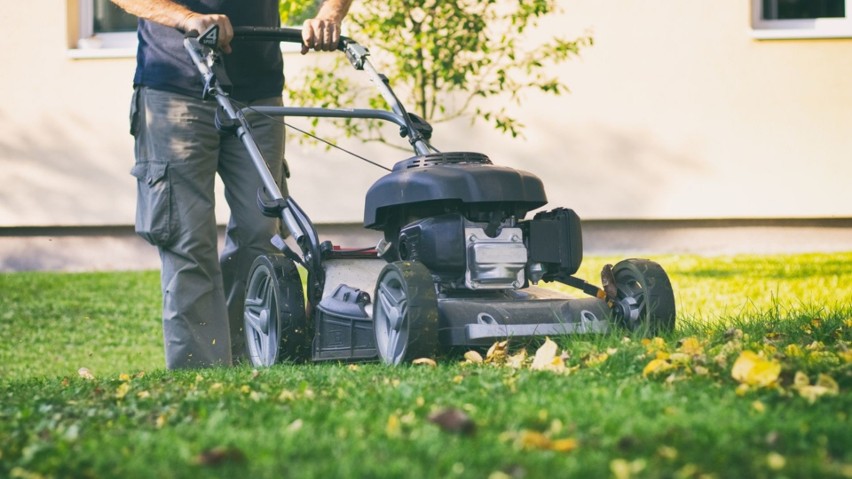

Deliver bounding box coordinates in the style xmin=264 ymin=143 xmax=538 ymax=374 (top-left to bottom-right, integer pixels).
xmin=181 ymin=13 xmax=234 ymax=54
xmin=301 ymin=17 xmax=341 ymax=54
xmin=301 ymin=0 xmax=352 ymax=54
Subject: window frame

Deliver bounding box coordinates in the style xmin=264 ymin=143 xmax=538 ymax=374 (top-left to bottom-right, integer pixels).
xmin=751 ymin=0 xmax=852 ymax=39
xmin=71 ymin=0 xmax=137 ymax=58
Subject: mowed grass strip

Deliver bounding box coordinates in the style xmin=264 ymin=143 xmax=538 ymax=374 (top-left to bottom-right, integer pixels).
xmin=0 ymin=253 xmax=850 ymax=478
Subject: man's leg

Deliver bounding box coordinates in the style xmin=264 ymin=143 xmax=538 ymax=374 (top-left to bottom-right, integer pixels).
xmin=133 ymin=87 xmax=232 ymax=369
xmin=218 ymin=97 xmax=288 ymax=363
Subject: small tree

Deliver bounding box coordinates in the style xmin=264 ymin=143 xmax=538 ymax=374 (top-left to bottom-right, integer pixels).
xmin=283 ymin=0 xmax=592 ymax=145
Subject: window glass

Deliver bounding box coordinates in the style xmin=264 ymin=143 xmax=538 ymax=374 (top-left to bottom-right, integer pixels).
xmin=761 ymin=0 xmax=845 ymax=20
xmin=93 ymin=0 xmax=137 ymax=33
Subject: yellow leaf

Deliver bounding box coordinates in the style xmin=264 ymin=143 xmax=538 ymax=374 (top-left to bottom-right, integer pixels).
xmin=240 ymin=385 xmax=251 ymax=394
xmin=793 ymin=371 xmax=810 ymax=388
xmin=550 ymin=438 xmax=579 ymax=453
xmin=767 ymin=452 xmax=786 ymax=470
xmin=519 ymin=430 xmax=551 ymax=450
xmin=136 ymin=390 xmax=151 ymax=399
xmin=386 ymin=414 xmax=401 ymax=437
xmin=610 ymin=458 xmax=647 ymax=479
xmin=464 ymin=351 xmax=484 ymax=364
xmin=643 ymin=337 xmax=667 ymax=355
xmin=412 ymin=358 xmax=437 ymax=367
xmin=839 ymin=350 xmax=852 ymax=363
xmin=585 ymin=353 xmax=609 ymax=367
xmin=752 ymin=401 xmax=766 ymax=413
xmin=77 ymin=368 xmax=95 ymax=380
xmin=486 ymin=341 xmax=509 ymax=364
xmin=785 ymin=344 xmax=804 ymax=358
xmin=735 ymin=384 xmax=751 ymax=396
xmin=115 ymin=383 xmax=130 ymax=400
xmin=678 ymin=337 xmax=703 ymax=355
xmin=155 ymin=414 xmax=167 ymax=429
xmin=794 ymin=372 xmax=839 ymax=403
xmin=643 ymin=359 xmax=672 ymax=377
xmin=731 ymin=351 xmax=781 ymax=387
xmin=657 ymin=446 xmax=678 ymax=460
xmin=506 ymin=349 xmax=527 ymax=369
xmin=347 ymin=364 xmax=360 ymax=371
xmin=531 ymin=338 xmax=559 ymax=370
xmin=119 ymin=373 xmax=131 ymax=382
xmin=452 ymin=375 xmax=464 ymax=384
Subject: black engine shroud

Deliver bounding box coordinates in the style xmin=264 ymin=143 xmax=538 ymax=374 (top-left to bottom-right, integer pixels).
xmin=363 ymin=152 xmax=548 ymax=232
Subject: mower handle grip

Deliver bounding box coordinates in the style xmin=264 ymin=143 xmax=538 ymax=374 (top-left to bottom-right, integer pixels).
xmin=231 ymin=26 xmax=352 ymax=51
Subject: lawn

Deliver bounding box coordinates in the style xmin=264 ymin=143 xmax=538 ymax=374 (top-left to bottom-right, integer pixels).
xmin=0 ymin=253 xmax=850 ymax=478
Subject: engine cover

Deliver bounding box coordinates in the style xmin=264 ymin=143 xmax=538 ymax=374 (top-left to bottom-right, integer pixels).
xmin=363 ymin=152 xmax=548 ymax=230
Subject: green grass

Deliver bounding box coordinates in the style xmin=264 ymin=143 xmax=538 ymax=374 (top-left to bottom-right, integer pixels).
xmin=1 ymin=253 xmax=851 ymax=478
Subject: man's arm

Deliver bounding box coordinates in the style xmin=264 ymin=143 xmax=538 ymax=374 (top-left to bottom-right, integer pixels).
xmin=301 ymin=0 xmax=354 ymax=54
xmin=110 ymin=0 xmax=235 ymax=53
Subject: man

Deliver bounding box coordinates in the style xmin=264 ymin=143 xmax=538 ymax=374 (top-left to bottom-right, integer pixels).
xmin=111 ymin=0 xmax=353 ymax=369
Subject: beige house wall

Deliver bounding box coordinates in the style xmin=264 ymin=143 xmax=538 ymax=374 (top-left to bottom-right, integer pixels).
xmin=0 ymin=2 xmax=849 ymax=227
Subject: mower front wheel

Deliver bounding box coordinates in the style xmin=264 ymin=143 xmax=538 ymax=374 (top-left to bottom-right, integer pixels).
xmin=373 ymin=261 xmax=439 ymax=365
xmin=243 ymin=254 xmax=309 ymax=366
xmin=612 ymin=258 xmax=676 ymax=335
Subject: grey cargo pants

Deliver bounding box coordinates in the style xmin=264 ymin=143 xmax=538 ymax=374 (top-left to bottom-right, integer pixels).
xmin=130 ymin=87 xmax=287 ymax=369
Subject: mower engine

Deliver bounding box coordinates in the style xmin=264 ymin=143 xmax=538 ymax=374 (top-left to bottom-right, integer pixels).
xmin=365 ymin=152 xmax=584 ymax=292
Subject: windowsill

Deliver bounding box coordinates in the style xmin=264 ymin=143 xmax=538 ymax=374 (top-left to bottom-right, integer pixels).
xmin=751 ymin=28 xmax=852 ymax=40
xmin=68 ymin=47 xmax=136 ymax=59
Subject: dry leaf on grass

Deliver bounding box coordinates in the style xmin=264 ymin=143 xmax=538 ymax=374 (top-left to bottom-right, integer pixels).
xmin=428 ymin=408 xmax=476 ymax=436
xmin=731 ymin=351 xmax=781 ymax=388
xmin=412 ymin=358 xmax=437 ymax=367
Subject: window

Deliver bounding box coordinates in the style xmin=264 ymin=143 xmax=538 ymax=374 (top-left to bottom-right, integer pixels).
xmin=73 ymin=0 xmax=137 ymax=56
xmin=752 ymin=0 xmax=852 ymax=38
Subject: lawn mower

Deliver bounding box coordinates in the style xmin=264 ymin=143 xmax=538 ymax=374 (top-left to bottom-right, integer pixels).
xmin=183 ymin=26 xmax=677 ymax=367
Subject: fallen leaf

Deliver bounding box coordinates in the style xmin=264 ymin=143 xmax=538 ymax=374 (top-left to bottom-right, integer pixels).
xmin=678 ymin=337 xmax=704 ymax=355
xmin=506 ymin=349 xmax=527 ymax=369
xmin=531 ymin=338 xmax=558 ymax=370
xmin=550 ymin=438 xmax=579 ymax=453
xmin=486 ymin=341 xmax=509 ymax=364
xmin=464 ymin=351 xmax=484 ymax=364
xmin=412 ymin=358 xmax=437 ymax=367
xmin=731 ymin=351 xmax=781 ymax=387
xmin=386 ymin=414 xmax=401 ymax=437
xmin=428 ymin=408 xmax=476 ymax=436
xmin=115 ymin=383 xmax=130 ymax=400
xmin=519 ymin=430 xmax=551 ymax=450
xmin=119 ymin=373 xmax=131 ymax=382
xmin=77 ymin=368 xmax=95 ymax=380
xmin=793 ymin=371 xmax=839 ymax=403
xmin=193 ymin=446 xmax=246 ymax=466
xmin=767 ymin=452 xmax=786 ymax=471
xmin=585 ymin=352 xmax=609 ymax=367
xmin=643 ymin=359 xmax=673 ymax=377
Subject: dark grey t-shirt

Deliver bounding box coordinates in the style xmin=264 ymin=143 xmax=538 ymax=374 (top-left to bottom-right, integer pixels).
xmin=133 ymin=0 xmax=284 ymax=101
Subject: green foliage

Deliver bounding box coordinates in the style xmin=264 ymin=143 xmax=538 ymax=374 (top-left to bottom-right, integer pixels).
xmin=279 ymin=0 xmax=323 ymax=26
xmin=286 ymin=0 xmax=592 ymax=144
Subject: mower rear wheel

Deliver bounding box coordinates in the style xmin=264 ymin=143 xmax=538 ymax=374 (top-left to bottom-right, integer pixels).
xmin=373 ymin=261 xmax=439 ymax=365
xmin=244 ymin=254 xmax=308 ymax=366
xmin=612 ymin=258 xmax=676 ymax=335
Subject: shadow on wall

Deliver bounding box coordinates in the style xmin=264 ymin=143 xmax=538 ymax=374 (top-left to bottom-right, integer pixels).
xmin=0 ymin=109 xmax=136 ymax=226
xmin=431 ymin=117 xmax=709 ymax=219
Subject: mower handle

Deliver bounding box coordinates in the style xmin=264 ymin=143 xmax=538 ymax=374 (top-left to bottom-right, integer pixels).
xmin=231 ymin=26 xmax=353 ymax=51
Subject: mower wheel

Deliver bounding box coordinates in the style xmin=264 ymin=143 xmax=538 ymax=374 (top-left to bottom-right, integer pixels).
xmin=611 ymin=258 xmax=676 ymax=335
xmin=373 ymin=261 xmax=439 ymax=365
xmin=244 ymin=254 xmax=308 ymax=366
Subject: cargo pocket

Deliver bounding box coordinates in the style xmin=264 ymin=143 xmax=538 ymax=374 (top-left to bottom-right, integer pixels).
xmin=131 ymin=162 xmax=175 ymax=246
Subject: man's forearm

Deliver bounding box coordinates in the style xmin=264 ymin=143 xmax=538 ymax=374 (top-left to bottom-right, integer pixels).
xmin=315 ymin=0 xmax=354 ymax=24
xmin=110 ymin=0 xmax=195 ymax=30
